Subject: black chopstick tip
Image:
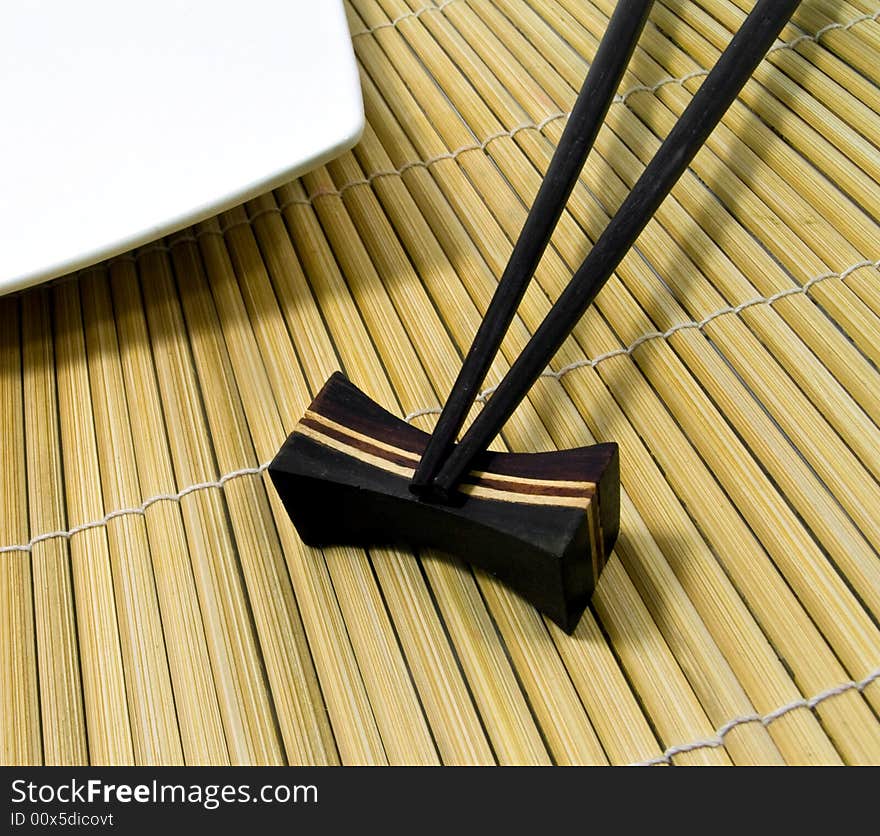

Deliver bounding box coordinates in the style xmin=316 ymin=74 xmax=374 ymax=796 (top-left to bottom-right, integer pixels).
xmin=409 ymin=470 xmax=432 ymax=496
xmin=408 ymin=478 xmax=433 ymax=498
xmin=409 ymin=483 xmax=454 ymax=505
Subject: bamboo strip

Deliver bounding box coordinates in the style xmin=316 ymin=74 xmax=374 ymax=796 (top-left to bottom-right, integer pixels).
xmin=441 ymin=0 xmax=880 ymax=464
xmin=367 ymin=2 xmax=831 ymax=766
xmin=834 ymin=0 xmax=879 ymax=15
xmin=682 ymin=0 xmax=880 ymax=155
xmin=354 ymin=2 xmax=873 ymax=761
xmin=361 ymin=3 xmax=880 ymax=763
xmin=492 ymin=0 xmax=876 ymax=732
xmin=205 ymin=204 xmax=429 ymax=766
xmin=341 ymin=13 xmax=747 ymax=763
xmin=788 ymin=1 xmax=880 ymax=83
xmin=193 ymin=221 xmax=430 ymax=765
xmin=557 ymin=136 xmax=880 ymax=474
xmin=133 ymin=248 xmax=283 ymax=764
xmin=656 ymin=2 xmax=880 ymax=298
xmin=570 ymin=136 xmax=880 ymax=480
xmin=209 ymin=202 xmax=478 ymax=763
xmin=599 ymin=118 xmax=880 ymax=423
xmin=649 ymin=0 xmax=880 ymax=209
xmin=550 ymin=609 xmax=660 ymax=765
xmin=84 ymin=266 xmax=228 ymax=765
xmin=52 ymin=281 xmax=134 ymax=764
xmin=426 ymin=0 xmax=880 ymax=732
xmin=4 ymin=0 xmax=878 ymax=767
xmin=506 ymin=0 xmax=880 ymax=592
xmin=468 ymin=0 xmax=880 ymax=431
xmin=847 ymin=270 xmax=880 ymax=323
xmin=222 ymin=202 xmax=485 ymax=774
xmin=77 ymin=269 xmax=183 ymax=764
xmin=367 ymin=556 xmax=497 ymax=765
xmin=324 ymin=128 xmax=734 ymax=764
xmin=166 ymin=236 xmax=348 ymax=765
xmin=810 ymin=0 xmax=879 ymax=30
xmin=557 ymin=0 xmax=880 ymax=362
xmin=584 ymin=0 xmax=877 ymax=336
xmin=108 ymin=261 xmax=231 ymax=762
xmin=685 ymin=0 xmax=880 ymax=321
xmin=350 ymin=44 xmax=804 ymax=764
xmin=476 ymin=62 xmax=880 ymax=590
xmin=214 ymin=212 xmax=399 ymax=768
xmin=228 ymin=196 xmax=494 ymax=763
xmin=736 ymin=2 xmax=880 ymax=118
xmin=592 ymin=560 xmax=732 ymax=766
xmin=335 ymin=113 xmax=663 ymax=764
xmin=334 ymin=109 xmax=767 ymax=763
xmin=0 ymin=298 xmax=41 ymax=765
xmin=20 ymin=291 xmax=88 ymax=764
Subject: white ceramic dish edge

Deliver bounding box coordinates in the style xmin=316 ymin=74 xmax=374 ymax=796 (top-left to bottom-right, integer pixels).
xmin=0 ymin=1 xmax=364 ymax=294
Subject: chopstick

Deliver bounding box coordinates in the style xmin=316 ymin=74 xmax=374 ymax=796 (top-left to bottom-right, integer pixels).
xmin=423 ymin=0 xmax=802 ymax=501
xmin=409 ymin=0 xmax=656 ymax=495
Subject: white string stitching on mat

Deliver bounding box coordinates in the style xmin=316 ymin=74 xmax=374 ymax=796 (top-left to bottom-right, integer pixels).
xmin=6 ymin=0 xmax=879 ymax=761
xmin=349 ymin=0 xmax=457 ymax=37
xmin=230 ymin=5 xmax=880 ymax=210
xmin=407 ymin=259 xmax=880 ymax=415
xmin=0 ymin=464 xmax=270 ymax=555
xmin=616 ymin=9 xmax=880 ymax=102
xmin=3 ymin=268 xmax=879 ymax=763
xmin=783 ymin=9 xmax=880 ymax=49
xmin=347 ymin=0 xmax=880 ymax=46
xmin=5 ymin=259 xmax=876 ymax=553
xmin=0 ymin=0 xmax=871 ymax=774
xmin=629 ymin=665 xmax=880 ymax=766
xmin=544 ymin=259 xmax=880 ymax=383
xmin=100 ymin=117 xmax=567 ymax=242
xmin=280 ymin=111 xmax=570 ymax=209
xmin=346 ymin=0 xmax=880 ymax=84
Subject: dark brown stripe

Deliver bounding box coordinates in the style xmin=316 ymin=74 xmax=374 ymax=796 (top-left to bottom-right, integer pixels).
xmin=298 ymin=416 xmax=418 ymax=470
xmin=314 ymin=376 xmax=429 ymax=457
xmin=301 ymin=414 xmax=597 ymax=503
xmin=462 ymin=473 xmax=593 ymax=500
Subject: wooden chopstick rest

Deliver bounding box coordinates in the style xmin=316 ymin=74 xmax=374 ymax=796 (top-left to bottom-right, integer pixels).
xmin=269 ymin=373 xmax=619 ymax=633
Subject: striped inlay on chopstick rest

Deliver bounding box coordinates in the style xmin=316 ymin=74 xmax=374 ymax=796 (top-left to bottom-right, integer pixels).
xmin=269 ymin=373 xmax=619 ymax=633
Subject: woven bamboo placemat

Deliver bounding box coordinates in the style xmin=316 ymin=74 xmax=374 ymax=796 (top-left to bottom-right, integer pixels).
xmin=2 ymin=0 xmax=879 ymax=766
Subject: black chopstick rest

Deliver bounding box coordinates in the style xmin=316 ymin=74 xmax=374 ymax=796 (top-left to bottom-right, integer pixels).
xmin=270 ymin=373 xmax=620 ymax=633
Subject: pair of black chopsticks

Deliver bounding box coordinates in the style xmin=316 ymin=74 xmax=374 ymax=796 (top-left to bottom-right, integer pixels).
xmin=411 ymin=0 xmax=801 ymax=501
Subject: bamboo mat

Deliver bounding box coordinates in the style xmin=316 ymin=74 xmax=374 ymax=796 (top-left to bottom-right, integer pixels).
xmin=2 ymin=0 xmax=879 ymax=766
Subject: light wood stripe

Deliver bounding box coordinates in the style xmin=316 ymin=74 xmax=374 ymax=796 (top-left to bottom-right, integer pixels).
xmin=295 ymin=419 xmax=595 ymax=509
xmin=303 ymin=407 xmax=598 ymax=493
